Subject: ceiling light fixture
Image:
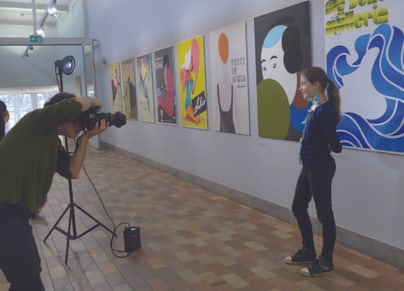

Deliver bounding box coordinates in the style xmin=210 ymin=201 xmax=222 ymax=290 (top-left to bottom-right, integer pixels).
xmin=35 ymin=0 xmax=58 ymax=38
xmin=47 ymin=0 xmax=58 ymax=17
xmin=36 ymin=26 xmax=45 ymax=37
xmin=22 ymin=45 xmax=34 ymax=59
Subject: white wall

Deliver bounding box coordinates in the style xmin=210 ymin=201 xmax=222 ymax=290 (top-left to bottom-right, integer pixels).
xmin=87 ymin=0 xmax=404 ymax=253
xmin=0 ymin=45 xmax=84 ymax=89
xmin=0 ymin=0 xmax=85 ymax=89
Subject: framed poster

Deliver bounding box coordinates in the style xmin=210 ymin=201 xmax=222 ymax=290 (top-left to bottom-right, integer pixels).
xmin=325 ymin=0 xmax=404 ymax=154
xmin=153 ymin=46 xmax=177 ymax=125
xmin=254 ymin=1 xmax=311 ymax=141
xmin=121 ymin=58 xmax=137 ymax=120
xmin=109 ymin=63 xmax=123 ymax=112
xmin=176 ymin=35 xmax=208 ymax=129
xmin=135 ymin=53 xmax=155 ymax=123
xmin=208 ymin=21 xmax=250 ymax=135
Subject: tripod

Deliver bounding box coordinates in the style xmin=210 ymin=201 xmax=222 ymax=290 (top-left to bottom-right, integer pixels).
xmin=44 ymin=58 xmax=114 ymax=265
xmin=43 ymin=137 xmax=115 ymax=265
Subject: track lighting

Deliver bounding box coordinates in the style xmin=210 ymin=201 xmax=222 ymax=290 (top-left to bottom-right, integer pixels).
xmin=48 ymin=0 xmax=58 ymax=17
xmin=22 ymin=46 xmax=34 ymax=58
xmin=36 ymin=26 xmax=45 ymax=37
xmin=35 ymin=0 xmax=58 ymax=38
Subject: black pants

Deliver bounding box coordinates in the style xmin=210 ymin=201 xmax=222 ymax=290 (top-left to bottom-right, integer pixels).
xmin=291 ymin=162 xmax=336 ymax=261
xmin=0 ymin=204 xmax=45 ymax=291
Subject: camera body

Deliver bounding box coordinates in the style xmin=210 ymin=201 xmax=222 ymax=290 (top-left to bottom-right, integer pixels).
xmin=79 ymin=107 xmax=126 ymax=131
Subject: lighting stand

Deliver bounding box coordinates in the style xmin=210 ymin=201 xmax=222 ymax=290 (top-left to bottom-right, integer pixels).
xmin=43 ymin=56 xmax=115 ymax=265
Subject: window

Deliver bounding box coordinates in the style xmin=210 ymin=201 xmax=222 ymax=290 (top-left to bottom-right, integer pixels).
xmin=0 ymin=89 xmax=58 ymax=132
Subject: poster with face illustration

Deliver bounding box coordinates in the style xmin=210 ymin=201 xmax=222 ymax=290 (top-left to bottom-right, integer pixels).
xmin=325 ymin=0 xmax=404 ymax=154
xmin=109 ymin=63 xmax=123 ymax=112
xmin=208 ymin=21 xmax=250 ymax=135
xmin=135 ymin=53 xmax=155 ymax=123
xmin=254 ymin=1 xmax=311 ymax=141
xmin=176 ymin=35 xmax=208 ymax=130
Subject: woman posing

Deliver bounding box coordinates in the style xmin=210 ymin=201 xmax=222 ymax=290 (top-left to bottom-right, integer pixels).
xmin=285 ymin=67 xmax=342 ymax=277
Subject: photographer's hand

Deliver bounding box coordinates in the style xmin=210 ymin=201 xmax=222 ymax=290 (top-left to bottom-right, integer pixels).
xmin=75 ymin=96 xmax=102 ymax=112
xmin=83 ymin=118 xmax=109 ymax=138
xmin=69 ymin=118 xmax=109 ymax=178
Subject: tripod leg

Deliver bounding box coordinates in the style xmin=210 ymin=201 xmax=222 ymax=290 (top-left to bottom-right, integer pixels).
xmin=64 ymin=206 xmax=74 ymax=265
xmin=43 ymin=204 xmax=70 ymax=242
xmin=74 ymin=203 xmax=116 ymax=236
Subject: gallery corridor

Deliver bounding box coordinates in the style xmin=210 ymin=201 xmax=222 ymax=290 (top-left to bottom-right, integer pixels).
xmin=1 ymin=146 xmax=403 ymax=290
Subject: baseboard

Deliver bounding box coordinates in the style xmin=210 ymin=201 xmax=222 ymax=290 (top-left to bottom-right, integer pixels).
xmin=100 ymin=142 xmax=404 ymax=269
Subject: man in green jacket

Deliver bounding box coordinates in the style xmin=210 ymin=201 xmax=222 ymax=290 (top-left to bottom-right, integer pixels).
xmin=0 ymin=92 xmax=108 ymax=291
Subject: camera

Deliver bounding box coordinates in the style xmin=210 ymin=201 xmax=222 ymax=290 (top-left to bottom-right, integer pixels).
xmin=79 ymin=107 xmax=126 ymax=130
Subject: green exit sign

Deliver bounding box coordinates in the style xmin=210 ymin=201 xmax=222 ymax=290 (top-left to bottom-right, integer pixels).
xmin=29 ymin=35 xmax=43 ymax=43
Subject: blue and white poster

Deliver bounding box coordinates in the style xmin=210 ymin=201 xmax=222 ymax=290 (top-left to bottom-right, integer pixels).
xmin=325 ymin=0 xmax=404 ymax=154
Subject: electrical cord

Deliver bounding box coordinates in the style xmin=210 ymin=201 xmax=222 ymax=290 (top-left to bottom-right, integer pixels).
xmin=82 ymin=165 xmax=133 ymax=258
xmin=73 ymin=137 xmax=134 ymax=258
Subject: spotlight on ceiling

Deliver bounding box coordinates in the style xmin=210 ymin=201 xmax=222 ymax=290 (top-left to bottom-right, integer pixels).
xmin=48 ymin=0 xmax=58 ymax=16
xmin=36 ymin=26 xmax=45 ymax=37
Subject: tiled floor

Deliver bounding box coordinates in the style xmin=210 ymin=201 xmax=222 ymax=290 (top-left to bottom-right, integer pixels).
xmin=1 ymin=146 xmax=403 ymax=290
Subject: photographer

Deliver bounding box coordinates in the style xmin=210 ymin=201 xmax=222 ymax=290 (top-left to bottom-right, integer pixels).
xmin=0 ymin=92 xmax=108 ymax=291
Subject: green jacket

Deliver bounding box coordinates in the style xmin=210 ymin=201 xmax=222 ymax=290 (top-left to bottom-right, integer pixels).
xmin=0 ymin=98 xmax=82 ymax=214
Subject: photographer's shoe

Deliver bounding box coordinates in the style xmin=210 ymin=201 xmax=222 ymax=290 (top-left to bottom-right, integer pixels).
xmin=284 ymin=248 xmax=316 ymax=265
xmin=300 ymin=256 xmax=334 ymax=277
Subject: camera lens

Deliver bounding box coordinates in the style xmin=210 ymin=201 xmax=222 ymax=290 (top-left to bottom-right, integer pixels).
xmin=79 ymin=110 xmax=126 ymax=131
xmin=110 ymin=112 xmax=126 ymax=128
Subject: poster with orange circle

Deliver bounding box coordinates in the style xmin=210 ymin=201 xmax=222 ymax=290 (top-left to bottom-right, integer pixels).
xmin=208 ymin=21 xmax=250 ymax=135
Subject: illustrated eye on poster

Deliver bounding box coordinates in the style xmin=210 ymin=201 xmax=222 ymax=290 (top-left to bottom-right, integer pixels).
xmin=176 ymin=35 xmax=208 ymax=130
xmin=208 ymin=21 xmax=250 ymax=136
xmin=325 ymin=0 xmax=404 ymax=154
xmin=254 ymin=1 xmax=312 ymax=141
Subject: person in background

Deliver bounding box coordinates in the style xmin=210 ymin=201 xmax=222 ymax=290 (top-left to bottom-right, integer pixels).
xmin=0 ymin=100 xmax=10 ymax=140
xmin=284 ymin=67 xmax=342 ymax=277
xmin=0 ymin=92 xmax=108 ymax=291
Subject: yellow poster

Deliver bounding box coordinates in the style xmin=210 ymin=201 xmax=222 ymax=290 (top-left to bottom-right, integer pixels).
xmin=176 ymin=35 xmax=207 ymax=129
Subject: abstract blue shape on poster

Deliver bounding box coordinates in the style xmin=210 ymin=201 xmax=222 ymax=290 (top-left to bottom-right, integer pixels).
xmin=327 ymin=24 xmax=404 ymax=153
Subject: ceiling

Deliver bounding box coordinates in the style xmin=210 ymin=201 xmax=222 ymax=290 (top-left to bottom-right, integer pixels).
xmin=0 ymin=0 xmax=71 ymax=30
xmin=0 ymin=0 xmax=83 ymax=92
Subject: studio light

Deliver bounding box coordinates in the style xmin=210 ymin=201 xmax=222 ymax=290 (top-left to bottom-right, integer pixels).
xmin=55 ymin=55 xmax=76 ymax=92
xmin=62 ymin=55 xmax=75 ymax=75
xmin=54 ymin=55 xmax=76 ymax=75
